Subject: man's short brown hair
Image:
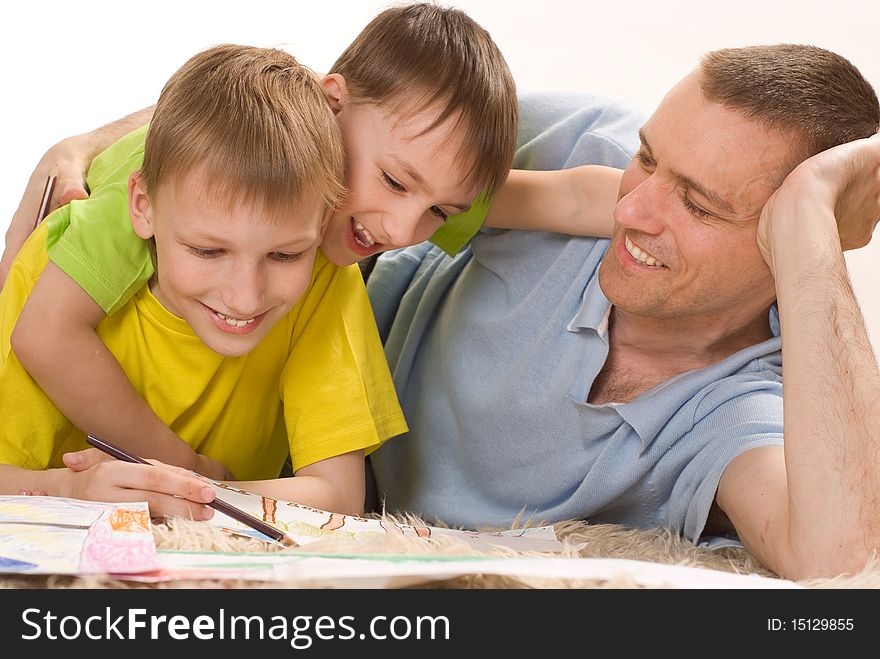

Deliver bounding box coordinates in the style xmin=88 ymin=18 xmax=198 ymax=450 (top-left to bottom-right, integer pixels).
xmin=700 ymin=44 xmax=879 ymax=165
xmin=329 ymin=2 xmax=518 ymax=196
xmin=141 ymin=44 xmax=345 ymax=220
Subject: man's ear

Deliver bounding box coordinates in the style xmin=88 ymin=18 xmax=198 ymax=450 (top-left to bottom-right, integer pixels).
xmin=322 ymin=74 xmax=350 ymax=115
xmin=128 ymin=171 xmax=155 ymax=240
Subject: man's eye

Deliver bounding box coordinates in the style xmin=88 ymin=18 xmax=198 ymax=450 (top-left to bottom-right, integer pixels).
xmin=381 ymin=171 xmax=406 ymax=192
xmin=680 ymin=191 xmax=713 ymax=219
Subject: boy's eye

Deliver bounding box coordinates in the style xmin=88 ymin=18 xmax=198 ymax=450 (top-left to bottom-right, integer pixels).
xmin=381 ymin=171 xmax=406 ymax=192
xmin=188 ymin=247 xmax=223 ymax=258
xmin=271 ymin=252 xmax=303 ymax=263
xmin=429 ymin=205 xmax=449 ymax=222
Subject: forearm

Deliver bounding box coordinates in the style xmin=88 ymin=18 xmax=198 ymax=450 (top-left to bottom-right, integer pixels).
xmin=772 ymin=204 xmax=880 ymax=575
xmin=234 ymin=452 xmax=367 ymax=516
xmin=485 ymin=166 xmax=620 ymax=236
xmin=77 ymin=107 xmax=155 ymax=164
xmin=27 ymin=337 xmax=202 ymax=470
xmin=0 ymin=464 xmax=69 ymax=496
xmin=235 ymin=476 xmax=363 ymax=516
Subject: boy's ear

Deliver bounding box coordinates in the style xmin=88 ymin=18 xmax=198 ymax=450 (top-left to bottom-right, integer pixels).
xmin=319 ymin=207 xmax=333 ymax=239
xmin=322 ymin=74 xmax=350 ymax=115
xmin=128 ymin=171 xmax=155 ymax=240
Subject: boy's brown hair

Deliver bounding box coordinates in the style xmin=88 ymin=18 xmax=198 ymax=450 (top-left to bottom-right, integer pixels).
xmin=330 ymin=2 xmax=518 ymax=196
xmin=141 ymin=44 xmax=345 ymax=219
xmin=700 ymin=44 xmax=880 ymax=168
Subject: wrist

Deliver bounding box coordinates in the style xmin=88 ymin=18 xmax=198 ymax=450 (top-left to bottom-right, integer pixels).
xmin=769 ymin=199 xmax=842 ymax=280
xmin=38 ymin=468 xmax=73 ymax=498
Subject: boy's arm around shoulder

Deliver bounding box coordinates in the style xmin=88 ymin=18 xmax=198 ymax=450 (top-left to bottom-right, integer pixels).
xmin=1 ymin=107 xmax=155 ymax=290
xmin=484 ymin=91 xmax=643 ymax=237
xmin=10 ymin=261 xmax=231 ymax=480
xmin=484 ymin=165 xmax=621 ymax=236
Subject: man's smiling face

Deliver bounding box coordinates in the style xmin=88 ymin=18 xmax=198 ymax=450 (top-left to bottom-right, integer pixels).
xmin=599 ymin=72 xmax=792 ymax=326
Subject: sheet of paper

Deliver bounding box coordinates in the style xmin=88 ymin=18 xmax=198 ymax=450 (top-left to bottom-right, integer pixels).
xmin=0 ymin=496 xmax=158 ymax=575
xmin=207 ymin=481 xmax=562 ymax=552
xmin=121 ymin=550 xmax=801 ymax=589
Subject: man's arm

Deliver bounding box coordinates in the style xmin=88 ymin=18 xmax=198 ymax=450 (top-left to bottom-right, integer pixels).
xmin=0 ymin=107 xmax=155 ymax=288
xmin=717 ymin=134 xmax=880 ymax=580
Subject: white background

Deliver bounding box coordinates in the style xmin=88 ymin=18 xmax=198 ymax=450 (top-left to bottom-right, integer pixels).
xmin=1 ymin=0 xmax=878 ymax=353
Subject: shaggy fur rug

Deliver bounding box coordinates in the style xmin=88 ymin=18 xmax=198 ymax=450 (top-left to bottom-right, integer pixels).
xmin=2 ymin=514 xmax=878 ymax=589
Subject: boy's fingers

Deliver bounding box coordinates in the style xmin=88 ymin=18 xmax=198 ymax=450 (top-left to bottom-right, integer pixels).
xmin=63 ymin=447 xmax=111 ymax=471
xmin=57 ymin=184 xmax=89 ymax=208
xmin=98 ymin=461 xmax=216 ymax=506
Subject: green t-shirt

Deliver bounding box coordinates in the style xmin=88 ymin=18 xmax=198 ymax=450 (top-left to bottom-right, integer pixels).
xmin=428 ymin=191 xmax=490 ymax=256
xmin=46 ymin=124 xmax=153 ymax=315
xmin=47 ymin=125 xmax=488 ymax=315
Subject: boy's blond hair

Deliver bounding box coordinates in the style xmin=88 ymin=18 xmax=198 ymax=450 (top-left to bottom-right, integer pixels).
xmin=330 ymin=2 xmax=518 ymax=196
xmin=141 ymin=44 xmax=345 ymax=219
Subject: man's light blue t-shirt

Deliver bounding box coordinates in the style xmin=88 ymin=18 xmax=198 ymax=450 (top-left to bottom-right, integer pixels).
xmin=366 ymin=91 xmax=784 ymax=543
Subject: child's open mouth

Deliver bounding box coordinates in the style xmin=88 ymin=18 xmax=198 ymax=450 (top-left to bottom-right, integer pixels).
xmin=348 ymin=218 xmax=383 ymax=256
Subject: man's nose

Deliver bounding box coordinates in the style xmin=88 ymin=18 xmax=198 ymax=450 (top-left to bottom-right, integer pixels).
xmin=613 ymin=175 xmax=668 ymax=235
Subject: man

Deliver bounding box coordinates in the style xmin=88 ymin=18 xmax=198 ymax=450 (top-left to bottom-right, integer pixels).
xmin=366 ymin=44 xmax=880 ymax=581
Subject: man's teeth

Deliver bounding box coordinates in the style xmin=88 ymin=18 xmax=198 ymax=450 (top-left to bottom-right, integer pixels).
xmin=352 ymin=220 xmax=376 ymax=247
xmin=215 ymin=311 xmax=255 ymax=327
xmin=625 ymin=235 xmax=665 ymax=267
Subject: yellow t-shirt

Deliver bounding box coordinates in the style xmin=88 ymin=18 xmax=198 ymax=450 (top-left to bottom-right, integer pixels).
xmin=0 ymin=223 xmax=408 ymax=478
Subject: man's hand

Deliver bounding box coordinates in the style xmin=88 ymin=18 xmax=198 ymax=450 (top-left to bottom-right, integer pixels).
xmin=0 ymin=136 xmax=91 ymax=288
xmin=757 ymin=132 xmax=880 ymax=274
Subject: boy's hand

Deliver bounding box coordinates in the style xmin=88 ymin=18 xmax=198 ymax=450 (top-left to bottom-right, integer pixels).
xmin=0 ymin=136 xmax=91 ymax=288
xmin=59 ymin=448 xmax=216 ymax=520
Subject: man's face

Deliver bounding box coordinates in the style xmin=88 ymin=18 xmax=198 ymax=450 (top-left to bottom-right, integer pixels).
xmin=599 ymin=72 xmax=791 ymax=326
xmin=320 ymin=96 xmax=482 ymax=267
xmin=129 ymin=167 xmax=325 ymax=357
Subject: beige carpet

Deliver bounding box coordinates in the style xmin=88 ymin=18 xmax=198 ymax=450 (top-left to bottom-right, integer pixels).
xmin=2 ymin=514 xmax=878 ymax=589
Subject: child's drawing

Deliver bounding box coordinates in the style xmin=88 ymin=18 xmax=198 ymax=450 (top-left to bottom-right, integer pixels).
xmin=0 ymin=496 xmax=158 ymax=575
xmin=206 ymin=483 xmax=562 ymax=552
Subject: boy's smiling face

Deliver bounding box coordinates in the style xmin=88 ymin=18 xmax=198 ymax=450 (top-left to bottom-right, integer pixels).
xmin=128 ymin=166 xmax=326 ymax=357
xmin=320 ymin=81 xmax=482 ymax=266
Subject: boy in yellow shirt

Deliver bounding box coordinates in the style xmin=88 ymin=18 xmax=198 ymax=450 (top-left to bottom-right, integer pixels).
xmin=0 ymin=44 xmax=406 ymax=519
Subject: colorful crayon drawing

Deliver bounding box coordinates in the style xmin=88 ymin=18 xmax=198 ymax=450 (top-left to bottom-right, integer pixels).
xmin=0 ymin=496 xmax=158 ymax=575
xmin=206 ymin=484 xmax=563 ymax=552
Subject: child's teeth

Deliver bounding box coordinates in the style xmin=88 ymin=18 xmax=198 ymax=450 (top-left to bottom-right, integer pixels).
xmin=353 ymin=220 xmax=376 ymax=247
xmin=215 ymin=311 xmax=255 ymax=327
